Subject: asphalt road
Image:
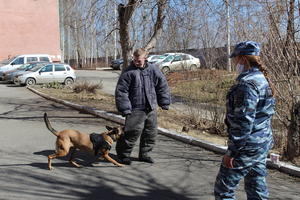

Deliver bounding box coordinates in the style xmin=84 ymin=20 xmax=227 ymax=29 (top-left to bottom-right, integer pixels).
xmin=0 ymin=80 xmax=300 ymax=199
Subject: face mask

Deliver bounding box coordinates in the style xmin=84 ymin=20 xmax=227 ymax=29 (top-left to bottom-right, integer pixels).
xmin=236 ymin=64 xmax=244 ymax=74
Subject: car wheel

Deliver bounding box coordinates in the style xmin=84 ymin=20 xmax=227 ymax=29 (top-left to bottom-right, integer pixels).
xmin=64 ymin=77 xmax=74 ymax=86
xmin=25 ymin=78 xmax=36 ymax=86
xmin=161 ymin=66 xmax=170 ymax=75
xmin=190 ymin=64 xmax=197 ymax=71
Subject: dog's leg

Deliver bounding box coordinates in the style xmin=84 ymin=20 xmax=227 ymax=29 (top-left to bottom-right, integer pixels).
xmin=102 ymin=151 xmax=124 ymax=167
xmin=48 ymin=154 xmax=56 ymax=170
xmin=48 ymin=150 xmax=68 ymax=170
xmin=68 ymin=147 xmax=82 ymax=168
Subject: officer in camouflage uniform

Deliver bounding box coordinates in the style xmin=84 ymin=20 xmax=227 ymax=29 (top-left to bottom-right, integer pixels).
xmin=214 ymin=41 xmax=276 ymax=200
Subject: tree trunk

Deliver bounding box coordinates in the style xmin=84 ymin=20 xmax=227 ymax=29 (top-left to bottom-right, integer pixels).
xmin=287 ymin=101 xmax=300 ymax=160
xmin=118 ymin=1 xmax=138 ymax=70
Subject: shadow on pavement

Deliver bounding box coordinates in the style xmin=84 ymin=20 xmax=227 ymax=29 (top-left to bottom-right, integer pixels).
xmin=1 ymin=165 xmax=195 ymax=200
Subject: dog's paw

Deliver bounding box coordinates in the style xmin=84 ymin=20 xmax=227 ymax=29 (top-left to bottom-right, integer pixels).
xmin=117 ymin=164 xmax=125 ymax=167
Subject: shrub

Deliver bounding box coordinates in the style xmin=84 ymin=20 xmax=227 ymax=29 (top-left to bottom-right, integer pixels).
xmin=73 ymin=81 xmax=103 ymax=94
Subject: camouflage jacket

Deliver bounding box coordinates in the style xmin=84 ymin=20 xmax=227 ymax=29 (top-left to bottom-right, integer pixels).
xmin=225 ymin=67 xmax=275 ymax=157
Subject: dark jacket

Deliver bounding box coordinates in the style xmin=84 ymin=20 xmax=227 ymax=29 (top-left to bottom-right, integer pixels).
xmin=115 ymin=62 xmax=171 ymax=115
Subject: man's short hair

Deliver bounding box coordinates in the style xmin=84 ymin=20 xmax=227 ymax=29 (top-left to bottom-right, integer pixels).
xmin=133 ymin=48 xmax=148 ymax=57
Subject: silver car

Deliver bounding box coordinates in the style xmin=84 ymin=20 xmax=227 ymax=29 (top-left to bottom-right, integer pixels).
xmin=14 ymin=63 xmax=76 ymax=86
xmin=156 ymin=53 xmax=201 ymax=75
xmin=3 ymin=62 xmax=51 ymax=83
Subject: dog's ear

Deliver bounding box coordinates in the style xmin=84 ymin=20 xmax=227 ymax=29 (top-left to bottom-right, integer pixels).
xmin=106 ymin=126 xmax=113 ymax=131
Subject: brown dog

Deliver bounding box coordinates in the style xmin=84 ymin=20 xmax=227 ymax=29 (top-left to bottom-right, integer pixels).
xmin=44 ymin=113 xmax=124 ymax=170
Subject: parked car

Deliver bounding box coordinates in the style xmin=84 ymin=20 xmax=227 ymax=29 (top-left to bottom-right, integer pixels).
xmin=0 ymin=54 xmax=52 ymax=78
xmin=147 ymin=54 xmax=167 ymax=64
xmin=2 ymin=62 xmax=51 ymax=83
xmin=156 ymin=53 xmax=201 ymax=75
xmin=14 ymin=63 xmax=76 ymax=86
xmin=110 ymin=59 xmax=124 ymax=70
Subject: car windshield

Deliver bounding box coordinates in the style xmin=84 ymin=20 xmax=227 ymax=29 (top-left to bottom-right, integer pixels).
xmin=151 ymin=55 xmax=166 ymax=60
xmin=162 ymin=55 xmax=174 ymax=63
xmin=0 ymin=56 xmax=16 ymax=65
xmin=18 ymin=63 xmax=31 ymax=70
xmin=25 ymin=63 xmax=43 ymax=70
xmin=158 ymin=55 xmax=167 ymax=59
xmin=29 ymin=64 xmax=47 ymax=72
xmin=148 ymin=55 xmax=157 ymax=59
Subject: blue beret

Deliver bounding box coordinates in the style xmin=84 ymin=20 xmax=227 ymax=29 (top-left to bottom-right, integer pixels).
xmin=230 ymin=41 xmax=260 ymax=58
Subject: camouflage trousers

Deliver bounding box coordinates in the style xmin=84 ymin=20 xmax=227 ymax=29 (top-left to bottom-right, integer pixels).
xmin=214 ymin=143 xmax=271 ymax=200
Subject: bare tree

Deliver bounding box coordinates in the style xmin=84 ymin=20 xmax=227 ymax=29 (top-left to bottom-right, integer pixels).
xmin=117 ymin=0 xmax=168 ymax=69
xmin=144 ymin=0 xmax=168 ymax=51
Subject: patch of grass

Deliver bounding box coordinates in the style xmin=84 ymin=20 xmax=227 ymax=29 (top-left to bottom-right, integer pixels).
xmin=170 ymin=72 xmax=235 ymax=104
xmin=34 ymin=85 xmax=116 ymax=112
xmin=42 ymin=81 xmax=64 ymax=89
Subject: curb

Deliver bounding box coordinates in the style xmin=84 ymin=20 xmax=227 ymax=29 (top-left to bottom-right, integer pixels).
xmin=27 ymin=87 xmax=300 ymax=178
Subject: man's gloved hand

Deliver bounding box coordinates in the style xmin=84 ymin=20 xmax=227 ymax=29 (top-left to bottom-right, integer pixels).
xmin=122 ymin=111 xmax=131 ymax=117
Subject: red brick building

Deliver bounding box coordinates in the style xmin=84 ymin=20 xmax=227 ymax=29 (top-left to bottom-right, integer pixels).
xmin=0 ymin=0 xmax=61 ymax=61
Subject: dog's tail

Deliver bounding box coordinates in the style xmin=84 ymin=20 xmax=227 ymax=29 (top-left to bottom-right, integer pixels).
xmin=44 ymin=113 xmax=58 ymax=136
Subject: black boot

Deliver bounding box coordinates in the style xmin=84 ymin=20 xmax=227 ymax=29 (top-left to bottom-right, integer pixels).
xmin=139 ymin=156 xmax=154 ymax=163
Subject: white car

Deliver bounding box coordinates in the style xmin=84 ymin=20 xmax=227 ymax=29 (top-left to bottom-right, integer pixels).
xmin=14 ymin=63 xmax=76 ymax=86
xmin=0 ymin=54 xmax=52 ymax=75
xmin=156 ymin=53 xmax=201 ymax=74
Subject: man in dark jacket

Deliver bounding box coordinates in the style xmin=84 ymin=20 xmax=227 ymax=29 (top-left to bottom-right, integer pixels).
xmin=115 ymin=48 xmax=171 ymax=165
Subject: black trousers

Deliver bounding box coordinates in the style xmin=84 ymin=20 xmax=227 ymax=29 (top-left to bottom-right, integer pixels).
xmin=116 ymin=110 xmax=157 ymax=158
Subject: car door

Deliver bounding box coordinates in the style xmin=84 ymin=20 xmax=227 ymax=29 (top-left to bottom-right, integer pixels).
xmin=170 ymin=55 xmax=183 ymax=71
xmin=10 ymin=56 xmax=25 ymax=70
xmin=36 ymin=64 xmax=53 ymax=83
xmin=54 ymin=64 xmax=67 ymax=83
xmin=181 ymin=54 xmax=191 ymax=70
